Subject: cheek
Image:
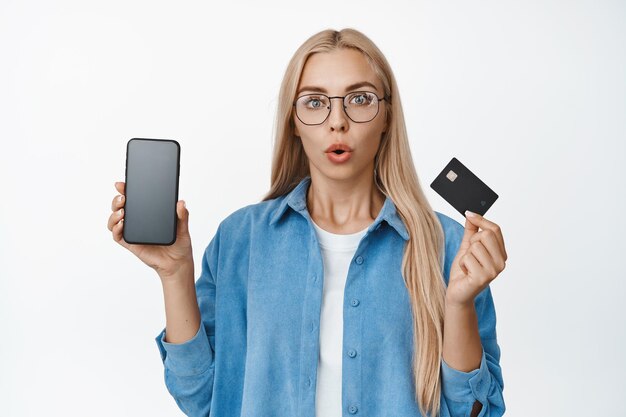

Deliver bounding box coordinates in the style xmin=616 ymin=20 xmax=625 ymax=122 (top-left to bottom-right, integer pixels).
xmin=297 ymin=132 xmax=324 ymax=160
xmin=357 ymin=128 xmax=384 ymax=155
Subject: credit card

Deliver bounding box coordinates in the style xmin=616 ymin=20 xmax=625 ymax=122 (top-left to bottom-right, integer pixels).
xmin=430 ymin=157 xmax=498 ymax=217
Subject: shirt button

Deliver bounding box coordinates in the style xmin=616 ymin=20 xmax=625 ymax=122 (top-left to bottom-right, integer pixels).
xmin=355 ymin=256 xmax=364 ymax=265
xmin=348 ymin=349 xmax=357 ymax=358
xmin=307 ymin=377 xmax=312 ymax=387
xmin=348 ymin=405 xmax=358 ymax=414
xmin=351 ymin=299 xmax=360 ymax=307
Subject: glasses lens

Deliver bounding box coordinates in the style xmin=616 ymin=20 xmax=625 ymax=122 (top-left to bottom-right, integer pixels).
xmin=295 ymin=94 xmax=330 ymax=125
xmin=345 ymin=92 xmax=379 ymax=123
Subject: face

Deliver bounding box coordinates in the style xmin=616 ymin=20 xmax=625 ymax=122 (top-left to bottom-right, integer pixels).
xmin=293 ymin=48 xmax=388 ymax=182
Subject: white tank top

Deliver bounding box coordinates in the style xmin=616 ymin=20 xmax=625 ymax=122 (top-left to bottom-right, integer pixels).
xmin=311 ymin=219 xmax=369 ymax=417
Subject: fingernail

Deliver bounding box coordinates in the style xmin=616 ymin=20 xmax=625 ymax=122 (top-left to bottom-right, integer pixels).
xmin=118 ymin=195 xmax=123 ymax=202
xmin=118 ymin=208 xmax=123 ymax=216
xmin=465 ymin=210 xmax=477 ymax=217
xmin=183 ymin=201 xmax=186 ymax=208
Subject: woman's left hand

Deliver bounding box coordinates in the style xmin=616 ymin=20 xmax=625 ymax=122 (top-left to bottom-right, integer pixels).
xmin=446 ymin=211 xmax=508 ymax=308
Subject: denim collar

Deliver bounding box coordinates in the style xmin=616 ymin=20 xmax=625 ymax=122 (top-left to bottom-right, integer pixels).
xmin=268 ymin=176 xmax=409 ymax=241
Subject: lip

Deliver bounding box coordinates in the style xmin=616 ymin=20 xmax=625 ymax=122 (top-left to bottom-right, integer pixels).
xmin=326 ymin=149 xmax=352 ymax=164
xmin=325 ymin=143 xmax=353 ymax=153
xmin=325 ymin=143 xmax=353 ymax=164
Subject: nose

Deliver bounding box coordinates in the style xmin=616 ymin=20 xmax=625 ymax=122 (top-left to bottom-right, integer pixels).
xmin=327 ymin=97 xmax=348 ymax=132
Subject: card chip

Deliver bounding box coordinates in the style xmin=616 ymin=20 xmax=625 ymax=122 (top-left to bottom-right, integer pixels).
xmin=446 ymin=170 xmax=458 ymax=182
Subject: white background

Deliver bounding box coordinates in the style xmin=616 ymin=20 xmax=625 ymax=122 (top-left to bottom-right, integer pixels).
xmin=1 ymin=0 xmax=624 ymax=416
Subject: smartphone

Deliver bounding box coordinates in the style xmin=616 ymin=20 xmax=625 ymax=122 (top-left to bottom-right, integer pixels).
xmin=123 ymin=138 xmax=180 ymax=245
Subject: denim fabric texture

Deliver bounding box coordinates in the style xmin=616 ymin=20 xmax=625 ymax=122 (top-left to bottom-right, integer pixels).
xmin=155 ymin=175 xmax=505 ymax=417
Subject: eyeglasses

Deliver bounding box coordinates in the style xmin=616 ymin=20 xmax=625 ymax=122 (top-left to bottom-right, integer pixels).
xmin=293 ymin=91 xmax=390 ymax=125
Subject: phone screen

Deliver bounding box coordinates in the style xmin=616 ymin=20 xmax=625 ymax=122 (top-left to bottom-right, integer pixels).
xmin=123 ymin=138 xmax=180 ymax=245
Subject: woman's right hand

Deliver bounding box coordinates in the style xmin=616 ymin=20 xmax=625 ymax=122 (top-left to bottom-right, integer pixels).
xmin=107 ymin=181 xmax=194 ymax=282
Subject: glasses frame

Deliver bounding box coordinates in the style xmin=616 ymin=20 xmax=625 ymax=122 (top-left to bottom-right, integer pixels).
xmin=292 ymin=90 xmax=391 ymax=126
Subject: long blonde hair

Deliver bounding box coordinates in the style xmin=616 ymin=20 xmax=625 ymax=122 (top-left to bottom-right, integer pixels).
xmin=261 ymin=28 xmax=447 ymax=417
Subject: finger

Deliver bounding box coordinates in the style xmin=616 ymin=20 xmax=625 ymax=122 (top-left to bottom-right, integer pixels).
xmin=468 ymin=240 xmax=498 ymax=277
xmin=108 ymin=207 xmax=124 ymax=232
xmin=176 ymin=200 xmax=189 ymax=236
xmin=115 ymin=181 xmax=125 ymax=194
xmin=460 ymin=215 xmax=480 ymax=251
xmin=458 ymin=257 xmax=466 ymax=275
xmin=111 ymin=193 xmax=125 ymax=211
xmin=461 ymin=251 xmax=488 ymax=285
xmin=112 ymin=217 xmax=130 ymax=248
xmin=112 ymin=182 xmax=126 ymax=211
xmin=470 ymin=230 xmax=506 ymax=269
xmin=465 ymin=211 xmax=505 ymax=256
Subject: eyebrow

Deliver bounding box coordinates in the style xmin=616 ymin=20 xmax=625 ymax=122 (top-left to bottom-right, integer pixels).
xmin=296 ymin=81 xmax=380 ymax=95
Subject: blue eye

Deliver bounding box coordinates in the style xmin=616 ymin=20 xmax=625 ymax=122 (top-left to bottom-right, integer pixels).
xmin=349 ymin=92 xmax=374 ymax=106
xmin=302 ymin=95 xmax=328 ymax=109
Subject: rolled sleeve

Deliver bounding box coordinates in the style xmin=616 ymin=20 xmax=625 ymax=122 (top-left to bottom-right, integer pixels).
xmin=155 ymin=323 xmax=215 ymax=377
xmin=440 ymin=337 xmax=505 ymax=416
xmin=441 ymin=347 xmax=490 ymax=403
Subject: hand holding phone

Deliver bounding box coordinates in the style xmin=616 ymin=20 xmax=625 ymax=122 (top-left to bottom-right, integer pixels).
xmin=106 ymin=138 xmax=194 ymax=280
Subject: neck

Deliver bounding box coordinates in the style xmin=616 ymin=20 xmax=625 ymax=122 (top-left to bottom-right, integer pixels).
xmin=306 ymin=168 xmax=385 ymax=234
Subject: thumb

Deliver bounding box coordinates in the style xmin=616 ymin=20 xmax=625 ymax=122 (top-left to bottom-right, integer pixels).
xmin=459 ymin=212 xmax=479 ymax=252
xmin=176 ymin=200 xmax=189 ymax=236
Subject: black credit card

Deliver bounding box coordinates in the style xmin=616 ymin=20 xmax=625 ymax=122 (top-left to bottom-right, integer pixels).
xmin=430 ymin=157 xmax=498 ymax=217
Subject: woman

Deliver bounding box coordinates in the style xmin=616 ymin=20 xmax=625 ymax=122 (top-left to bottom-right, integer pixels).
xmin=108 ymin=28 xmax=507 ymax=417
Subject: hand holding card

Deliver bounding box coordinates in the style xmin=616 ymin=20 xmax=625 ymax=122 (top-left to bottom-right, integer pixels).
xmin=431 ymin=158 xmax=507 ymax=307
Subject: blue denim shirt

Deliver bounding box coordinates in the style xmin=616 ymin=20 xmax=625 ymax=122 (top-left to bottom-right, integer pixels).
xmin=155 ymin=175 xmax=505 ymax=417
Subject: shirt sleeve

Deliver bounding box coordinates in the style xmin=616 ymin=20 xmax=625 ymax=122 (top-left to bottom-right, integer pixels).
xmin=440 ymin=218 xmax=506 ymax=417
xmin=154 ymin=225 xmax=222 ymax=417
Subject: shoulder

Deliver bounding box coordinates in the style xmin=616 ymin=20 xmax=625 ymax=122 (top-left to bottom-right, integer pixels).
xmin=434 ymin=211 xmax=464 ymax=247
xmin=216 ymin=194 xmax=286 ymax=235
xmin=202 ymin=195 xmax=285 ymax=268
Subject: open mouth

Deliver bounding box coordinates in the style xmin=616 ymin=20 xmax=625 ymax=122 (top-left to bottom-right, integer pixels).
xmin=327 ymin=147 xmax=352 ymax=163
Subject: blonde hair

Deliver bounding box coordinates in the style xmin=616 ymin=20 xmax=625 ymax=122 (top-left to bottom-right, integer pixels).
xmin=261 ymin=28 xmax=447 ymax=417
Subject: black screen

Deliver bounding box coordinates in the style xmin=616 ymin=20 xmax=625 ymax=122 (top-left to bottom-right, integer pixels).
xmin=123 ymin=138 xmax=180 ymax=245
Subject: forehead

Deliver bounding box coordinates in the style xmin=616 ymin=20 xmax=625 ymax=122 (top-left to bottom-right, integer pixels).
xmin=297 ymin=48 xmax=383 ymax=94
